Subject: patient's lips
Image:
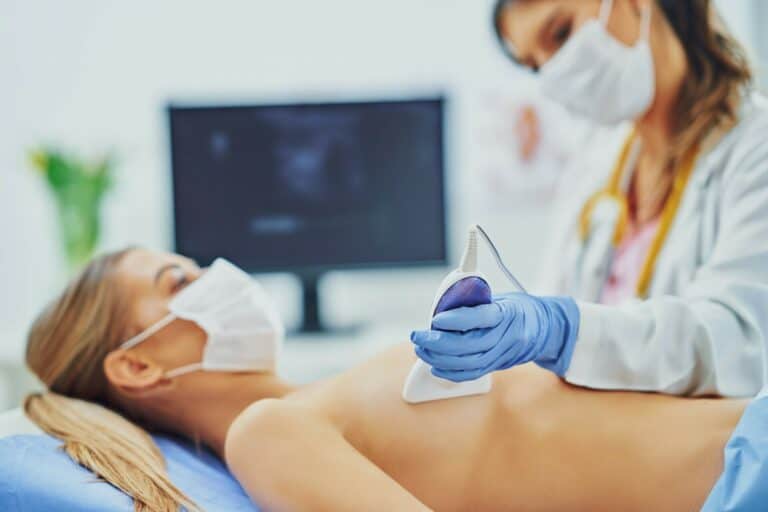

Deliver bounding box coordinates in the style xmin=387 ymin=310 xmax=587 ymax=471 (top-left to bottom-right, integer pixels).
xmin=432 ymin=277 xmax=492 ymax=321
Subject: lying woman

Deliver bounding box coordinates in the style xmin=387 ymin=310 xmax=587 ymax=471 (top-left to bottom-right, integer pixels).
xmin=23 ymin=248 xmax=762 ymax=511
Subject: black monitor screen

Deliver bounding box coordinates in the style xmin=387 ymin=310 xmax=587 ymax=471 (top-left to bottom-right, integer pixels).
xmin=168 ymin=98 xmax=446 ymax=271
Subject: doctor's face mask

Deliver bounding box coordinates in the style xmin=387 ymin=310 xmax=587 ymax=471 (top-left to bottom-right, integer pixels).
xmin=498 ymin=0 xmax=655 ymax=125
xmin=120 ymin=258 xmax=284 ymax=378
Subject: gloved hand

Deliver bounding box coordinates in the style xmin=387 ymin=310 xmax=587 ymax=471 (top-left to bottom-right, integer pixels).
xmin=410 ymin=293 xmax=580 ymax=382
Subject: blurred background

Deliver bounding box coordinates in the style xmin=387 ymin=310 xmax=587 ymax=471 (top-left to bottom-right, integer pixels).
xmin=1 ymin=0 xmax=765 ymax=411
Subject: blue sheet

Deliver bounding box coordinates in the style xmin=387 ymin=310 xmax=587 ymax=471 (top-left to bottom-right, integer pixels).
xmin=0 ymin=433 xmax=259 ymax=511
xmin=702 ymin=395 xmax=768 ymax=511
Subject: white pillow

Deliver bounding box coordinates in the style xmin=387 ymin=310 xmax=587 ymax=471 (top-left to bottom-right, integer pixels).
xmin=0 ymin=407 xmax=43 ymax=437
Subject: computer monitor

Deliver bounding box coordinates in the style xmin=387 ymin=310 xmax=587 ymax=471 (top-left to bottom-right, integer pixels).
xmin=168 ymin=96 xmax=447 ymax=333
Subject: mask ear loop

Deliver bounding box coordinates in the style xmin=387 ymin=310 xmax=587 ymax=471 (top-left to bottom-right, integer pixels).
xmin=599 ymin=0 xmax=651 ymax=43
xmin=164 ymin=362 xmax=203 ymax=379
xmin=121 ymin=313 xmax=176 ymax=349
xmin=599 ymin=0 xmax=615 ymax=26
xmin=639 ymin=2 xmax=652 ymax=42
xmin=119 ymin=313 xmax=204 ymax=379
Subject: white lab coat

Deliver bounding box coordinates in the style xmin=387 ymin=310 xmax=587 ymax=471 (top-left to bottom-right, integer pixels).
xmin=537 ymin=92 xmax=768 ymax=397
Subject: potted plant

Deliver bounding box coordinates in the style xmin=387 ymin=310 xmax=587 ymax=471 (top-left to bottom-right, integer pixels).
xmin=28 ymin=148 xmax=114 ymax=272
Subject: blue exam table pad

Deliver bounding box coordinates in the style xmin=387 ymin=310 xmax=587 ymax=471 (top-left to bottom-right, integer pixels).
xmin=0 ymin=433 xmax=259 ymax=511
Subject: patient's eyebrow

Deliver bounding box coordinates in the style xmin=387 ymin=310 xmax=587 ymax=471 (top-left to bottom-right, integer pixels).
xmin=154 ymin=264 xmax=181 ymax=285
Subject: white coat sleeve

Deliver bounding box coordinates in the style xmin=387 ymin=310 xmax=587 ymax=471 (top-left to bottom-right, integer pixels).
xmin=566 ymin=130 xmax=768 ymax=397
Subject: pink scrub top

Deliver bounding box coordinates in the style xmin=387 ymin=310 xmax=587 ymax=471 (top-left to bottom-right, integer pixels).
xmin=600 ymin=218 xmax=660 ymax=305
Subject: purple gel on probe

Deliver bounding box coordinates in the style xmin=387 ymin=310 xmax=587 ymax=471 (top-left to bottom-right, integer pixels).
xmin=432 ymin=276 xmax=492 ymax=327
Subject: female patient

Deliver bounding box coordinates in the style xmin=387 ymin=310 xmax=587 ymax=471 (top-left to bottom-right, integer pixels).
xmin=25 ymin=248 xmax=747 ymax=511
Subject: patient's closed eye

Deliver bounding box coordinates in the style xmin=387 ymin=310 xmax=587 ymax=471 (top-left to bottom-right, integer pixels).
xmin=170 ymin=269 xmax=189 ymax=293
xmin=155 ymin=264 xmax=190 ymax=294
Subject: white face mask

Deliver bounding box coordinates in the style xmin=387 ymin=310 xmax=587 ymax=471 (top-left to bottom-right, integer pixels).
xmin=120 ymin=258 xmax=284 ymax=378
xmin=538 ymin=0 xmax=655 ymax=125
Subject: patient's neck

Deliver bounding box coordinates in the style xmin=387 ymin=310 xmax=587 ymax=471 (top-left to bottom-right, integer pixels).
xmin=158 ymin=373 xmax=296 ymax=458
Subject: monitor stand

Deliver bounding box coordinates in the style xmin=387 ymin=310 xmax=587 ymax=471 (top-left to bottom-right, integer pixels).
xmin=298 ymin=272 xmax=324 ymax=334
xmin=295 ymin=272 xmax=361 ymax=335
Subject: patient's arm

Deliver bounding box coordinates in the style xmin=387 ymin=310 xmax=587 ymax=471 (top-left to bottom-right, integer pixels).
xmin=225 ymin=399 xmax=432 ymax=512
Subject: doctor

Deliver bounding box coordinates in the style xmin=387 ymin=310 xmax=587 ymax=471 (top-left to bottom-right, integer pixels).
xmin=412 ymin=0 xmax=768 ymax=397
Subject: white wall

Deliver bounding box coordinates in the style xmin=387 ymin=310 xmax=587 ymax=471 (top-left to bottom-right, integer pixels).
xmin=751 ymin=0 xmax=768 ymax=84
xmin=716 ymin=0 xmax=768 ymax=83
xmin=0 ymin=0 xmax=552 ymax=379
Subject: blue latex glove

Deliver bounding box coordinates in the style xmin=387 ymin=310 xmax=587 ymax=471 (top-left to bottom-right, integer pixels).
xmin=411 ymin=293 xmax=580 ymax=382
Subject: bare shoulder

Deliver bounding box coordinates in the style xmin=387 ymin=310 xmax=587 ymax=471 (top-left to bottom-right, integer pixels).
xmin=225 ymin=399 xmax=314 ymax=466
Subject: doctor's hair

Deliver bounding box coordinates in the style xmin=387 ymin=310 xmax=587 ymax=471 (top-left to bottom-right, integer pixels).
xmin=656 ymin=0 xmax=752 ymax=159
xmin=24 ymin=249 xmax=200 ymax=512
xmin=493 ymin=0 xmax=753 ymax=161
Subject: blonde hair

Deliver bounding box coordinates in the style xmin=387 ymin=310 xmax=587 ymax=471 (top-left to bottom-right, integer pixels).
xmin=24 ymin=249 xmax=200 ymax=512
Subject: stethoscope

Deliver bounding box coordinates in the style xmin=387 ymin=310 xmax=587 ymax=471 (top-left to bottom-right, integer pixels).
xmin=577 ymin=129 xmax=700 ymax=298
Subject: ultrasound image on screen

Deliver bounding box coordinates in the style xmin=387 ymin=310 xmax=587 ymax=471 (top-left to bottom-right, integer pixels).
xmin=266 ymin=110 xmax=365 ymax=205
xmin=169 ymin=99 xmax=445 ymax=270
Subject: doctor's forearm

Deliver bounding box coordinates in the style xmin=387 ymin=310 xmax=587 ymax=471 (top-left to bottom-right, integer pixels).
xmin=565 ymin=298 xmax=765 ymax=397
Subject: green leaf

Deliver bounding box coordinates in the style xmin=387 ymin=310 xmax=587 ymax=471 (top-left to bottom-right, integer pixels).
xmin=45 ymin=151 xmax=77 ymax=189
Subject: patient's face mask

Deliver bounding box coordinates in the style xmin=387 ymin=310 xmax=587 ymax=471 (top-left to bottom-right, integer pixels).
xmin=120 ymin=258 xmax=284 ymax=378
xmin=538 ymin=0 xmax=655 ymax=124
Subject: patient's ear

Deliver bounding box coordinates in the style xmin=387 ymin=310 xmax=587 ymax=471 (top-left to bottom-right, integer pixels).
xmin=103 ymin=349 xmax=165 ymax=393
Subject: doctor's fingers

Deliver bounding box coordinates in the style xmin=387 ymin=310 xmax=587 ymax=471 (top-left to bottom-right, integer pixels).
xmin=430 ymin=303 xmax=506 ymax=332
xmin=410 ymin=329 xmax=498 ymax=355
xmin=416 ymin=347 xmax=477 ymax=370
xmin=430 ymin=341 xmax=531 ymax=381
xmin=416 ymin=341 xmax=507 ymax=371
xmin=431 ymin=366 xmax=487 ymax=383
xmin=417 ymin=332 xmax=527 ymax=371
